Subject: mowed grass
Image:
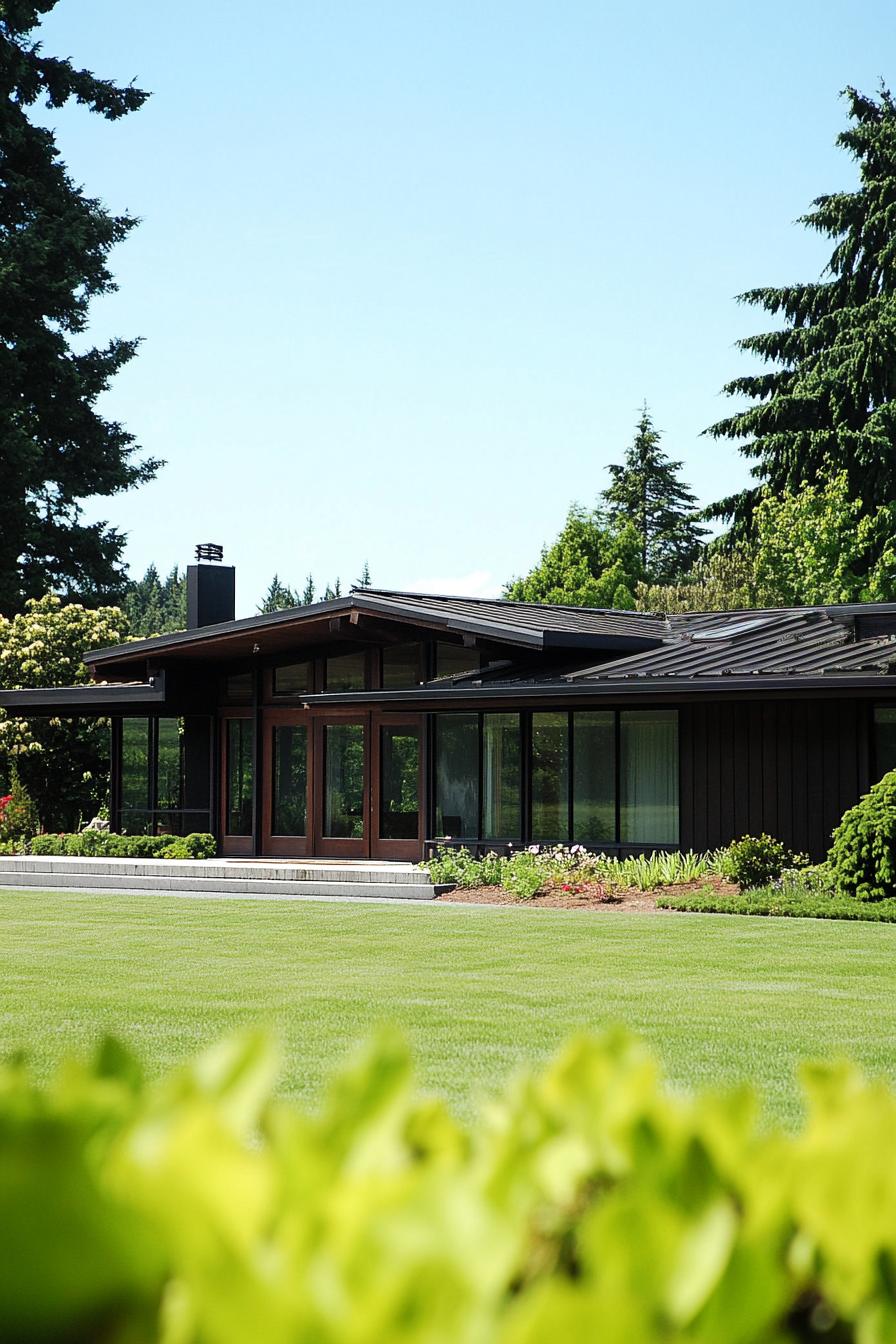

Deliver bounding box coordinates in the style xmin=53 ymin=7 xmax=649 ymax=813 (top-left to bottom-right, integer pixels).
xmin=2 ymin=890 xmax=896 ymax=1127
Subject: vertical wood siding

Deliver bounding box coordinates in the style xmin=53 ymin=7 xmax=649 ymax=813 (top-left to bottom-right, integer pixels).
xmin=679 ymin=699 xmax=871 ymax=860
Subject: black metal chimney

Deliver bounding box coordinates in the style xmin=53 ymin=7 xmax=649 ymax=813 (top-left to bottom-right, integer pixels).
xmin=187 ymin=544 xmax=235 ymax=628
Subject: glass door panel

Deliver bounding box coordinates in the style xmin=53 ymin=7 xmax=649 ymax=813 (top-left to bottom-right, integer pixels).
xmin=272 ymin=724 xmax=307 ymax=836
xmin=372 ymin=714 xmax=423 ymax=859
xmin=323 ymin=723 xmax=366 ymax=839
xmin=379 ymin=726 xmax=419 ymax=840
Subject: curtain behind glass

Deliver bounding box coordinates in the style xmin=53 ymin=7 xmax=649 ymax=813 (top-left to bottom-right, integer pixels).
xmin=619 ymin=710 xmax=678 ymax=844
xmin=482 ymin=714 xmax=521 ymax=840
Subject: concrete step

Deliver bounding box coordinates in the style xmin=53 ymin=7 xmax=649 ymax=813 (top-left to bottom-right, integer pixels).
xmin=0 ymin=855 xmax=440 ymax=902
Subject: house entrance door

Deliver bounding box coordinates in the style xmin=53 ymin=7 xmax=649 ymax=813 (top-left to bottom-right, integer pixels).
xmin=312 ymin=715 xmax=370 ymax=858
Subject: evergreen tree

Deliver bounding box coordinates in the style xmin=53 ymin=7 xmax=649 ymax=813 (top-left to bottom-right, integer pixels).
xmin=602 ymin=405 xmax=706 ymax=584
xmin=323 ymin=579 xmax=342 ymax=600
xmin=355 ymin=561 xmax=372 ymax=589
xmin=301 ymin=575 xmax=316 ymax=604
xmin=258 ymin=575 xmax=297 ymax=613
xmin=504 ymin=505 xmax=643 ymax=608
xmin=0 ymin=2 xmax=157 ymax=616
xmin=707 ymin=85 xmax=896 ymax=534
xmin=123 ymin=565 xmax=186 ymax=636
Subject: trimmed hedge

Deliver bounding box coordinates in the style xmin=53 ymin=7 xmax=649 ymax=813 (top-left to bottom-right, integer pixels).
xmin=659 ymin=885 xmax=896 ymax=921
xmin=27 ymin=831 xmax=216 ymax=859
xmin=3 ymin=1028 xmax=896 ymax=1342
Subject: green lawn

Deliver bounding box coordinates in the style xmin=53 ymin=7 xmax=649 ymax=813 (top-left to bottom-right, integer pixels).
xmin=2 ymin=889 xmax=896 ymax=1127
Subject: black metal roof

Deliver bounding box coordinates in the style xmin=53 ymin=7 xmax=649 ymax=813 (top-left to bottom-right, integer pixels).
xmin=83 ymin=586 xmax=666 ymax=668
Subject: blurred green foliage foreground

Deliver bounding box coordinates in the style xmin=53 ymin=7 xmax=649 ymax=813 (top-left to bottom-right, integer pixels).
xmin=3 ymin=1028 xmax=896 ymax=1343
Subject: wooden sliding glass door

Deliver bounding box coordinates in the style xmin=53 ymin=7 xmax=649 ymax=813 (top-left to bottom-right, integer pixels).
xmin=371 ymin=715 xmax=423 ymax=860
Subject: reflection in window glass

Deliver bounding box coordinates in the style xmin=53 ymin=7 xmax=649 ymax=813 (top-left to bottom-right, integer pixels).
xmin=874 ymin=706 xmax=896 ymax=779
xmin=325 ymin=652 xmax=366 ymax=692
xmin=619 ymin=710 xmax=678 ymax=844
xmin=531 ymin=712 xmax=569 ymax=842
xmin=273 ymin=662 xmax=311 ymax=697
xmin=226 ymin=719 xmax=254 ymax=835
xmin=572 ymin=712 xmax=615 ymax=844
xmin=121 ymin=718 xmax=151 ymax=813
xmin=434 ymin=642 xmax=479 ymax=680
xmin=482 ymin=713 xmax=521 ymax=840
xmin=380 ymin=727 xmax=419 ymax=839
xmin=323 ymin=723 xmax=365 ymax=837
xmin=382 ymin=643 xmax=420 ymax=689
xmin=272 ymin=725 xmax=307 ymax=835
xmin=156 ymin=718 xmax=183 ymax=812
xmin=435 ymin=714 xmax=479 ymax=838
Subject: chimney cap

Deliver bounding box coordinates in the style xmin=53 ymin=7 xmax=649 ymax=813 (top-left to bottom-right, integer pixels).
xmin=195 ymin=542 xmax=224 ymax=563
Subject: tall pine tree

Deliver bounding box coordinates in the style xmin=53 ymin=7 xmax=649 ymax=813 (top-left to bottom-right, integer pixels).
xmin=0 ymin=2 xmax=157 ymax=615
xmin=602 ymin=405 xmax=706 ymax=584
xmin=258 ymin=575 xmax=297 ymax=613
xmin=707 ymin=85 xmax=896 ymax=533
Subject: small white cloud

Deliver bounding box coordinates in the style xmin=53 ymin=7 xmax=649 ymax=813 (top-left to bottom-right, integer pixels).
xmin=403 ymin=569 xmax=502 ymax=599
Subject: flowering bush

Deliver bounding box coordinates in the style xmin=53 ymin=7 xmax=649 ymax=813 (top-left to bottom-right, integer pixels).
xmin=424 ymin=844 xmax=718 ymax=898
xmin=0 ymin=771 xmax=38 ymax=841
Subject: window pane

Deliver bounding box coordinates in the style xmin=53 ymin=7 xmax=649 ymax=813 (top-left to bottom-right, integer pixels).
xmin=156 ymin=718 xmax=183 ymax=812
xmin=572 ymin=711 xmax=615 ymax=844
xmin=273 ymin=662 xmax=311 ymax=697
xmin=325 ymin=652 xmax=366 ymax=692
xmin=121 ymin=718 xmax=151 ymax=813
xmin=382 ymin=643 xmax=420 ymax=689
xmin=272 ymin=725 xmax=307 ymax=835
xmin=874 ymin=707 xmax=896 ymax=779
xmin=323 ymin=724 xmax=365 ymax=837
xmin=483 ymin=713 xmax=521 ymax=840
xmin=380 ymin=727 xmax=419 ymax=839
xmin=226 ymin=719 xmax=254 ymax=835
xmin=434 ymin=642 xmax=479 ymax=680
xmin=620 ymin=710 xmax=678 ymax=845
xmin=224 ymin=672 xmax=252 ymax=700
xmin=435 ymin=714 xmax=479 ymax=839
xmin=532 ymin=712 xmax=569 ymax=843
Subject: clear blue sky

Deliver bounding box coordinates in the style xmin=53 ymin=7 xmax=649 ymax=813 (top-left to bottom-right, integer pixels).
xmin=37 ymin=0 xmax=894 ymax=613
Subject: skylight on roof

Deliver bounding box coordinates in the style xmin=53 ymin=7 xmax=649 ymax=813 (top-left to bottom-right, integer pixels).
xmin=691 ymin=616 xmax=778 ymax=643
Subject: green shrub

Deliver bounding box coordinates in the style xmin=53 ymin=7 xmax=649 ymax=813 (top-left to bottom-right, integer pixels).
xmin=24 ymin=831 xmax=216 ymax=860
xmin=157 ymin=833 xmax=216 ymax=860
xmin=659 ymin=884 xmax=896 ymax=921
xmin=3 ymin=1027 xmax=896 ymax=1342
xmin=717 ymin=833 xmax=802 ymax=889
xmin=828 ymin=768 xmax=896 ymax=901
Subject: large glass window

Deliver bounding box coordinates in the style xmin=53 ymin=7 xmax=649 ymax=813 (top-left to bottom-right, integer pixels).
xmin=482 ymin=713 xmax=521 ymax=840
xmin=619 ymin=709 xmax=678 ymax=844
xmin=379 ymin=726 xmax=420 ymax=840
xmin=121 ymin=718 xmax=152 ymax=830
xmin=435 ymin=714 xmax=479 ymax=839
xmin=226 ymin=719 xmax=254 ymax=836
xmin=874 ymin=706 xmax=896 ymax=779
xmin=382 ymin=643 xmax=421 ymax=690
xmin=325 ymin=652 xmax=366 ymax=692
xmin=323 ymin=723 xmax=365 ymax=837
xmin=531 ymin=712 xmax=569 ymax=842
xmin=573 ymin=711 xmax=616 ymax=844
xmin=271 ymin=724 xmax=307 ymax=835
xmin=156 ymin=718 xmax=183 ymax=813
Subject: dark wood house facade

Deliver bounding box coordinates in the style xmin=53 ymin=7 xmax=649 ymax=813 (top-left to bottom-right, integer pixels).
xmin=4 ymin=561 xmax=896 ymax=862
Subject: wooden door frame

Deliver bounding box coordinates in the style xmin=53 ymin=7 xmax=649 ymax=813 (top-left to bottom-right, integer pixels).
xmin=370 ymin=712 xmax=425 ymax=860
xmin=218 ymin=709 xmax=255 ymax=856
xmin=261 ymin=707 xmax=311 ymax=857
xmin=311 ymin=711 xmax=371 ymax=858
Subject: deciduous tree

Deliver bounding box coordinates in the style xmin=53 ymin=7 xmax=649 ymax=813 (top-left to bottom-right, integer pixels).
xmin=505 ymin=505 xmax=644 ymax=608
